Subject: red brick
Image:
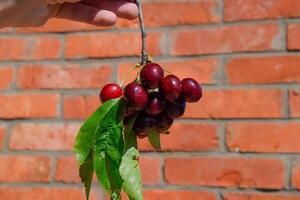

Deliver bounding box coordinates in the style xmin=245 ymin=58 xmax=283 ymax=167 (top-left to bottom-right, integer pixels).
xmin=139 ymin=156 xmax=161 ymax=185
xmin=138 ymin=122 xmax=218 ymax=151
xmin=288 ymin=23 xmax=300 ymax=51
xmin=289 ymin=90 xmax=300 ymax=118
xmin=224 ymin=0 xmax=300 ymax=21
xmin=118 ymin=58 xmax=219 ymax=85
xmin=171 ymin=23 xmax=280 ymax=56
xmin=165 ymin=157 xmax=284 ymax=189
xmin=292 ymin=159 xmax=300 ymax=189
xmin=226 ymin=56 xmax=300 ymax=84
xmin=0 ymin=126 xmax=5 ymax=150
xmin=0 ymin=156 xmax=50 ymax=182
xmin=227 ymin=122 xmax=300 ymax=153
xmin=184 ymin=89 xmax=283 ymax=119
xmin=55 ymin=156 xmax=160 ymax=185
xmin=223 ymin=192 xmax=300 ymax=200
xmin=0 ymin=94 xmax=59 ymax=119
xmin=143 ymin=1 xmax=219 ymax=27
xmin=17 ymin=63 xmax=112 ymax=89
xmin=65 ymin=32 xmax=163 ymax=59
xmin=63 ymin=95 xmax=100 ymax=119
xmin=0 ymin=188 xmax=101 ymax=200
xmin=10 ymin=123 xmax=80 ymax=150
xmin=143 ymin=190 xmax=216 ymax=200
xmin=0 ymin=36 xmax=61 ymax=60
xmin=0 ymin=66 xmax=14 ymax=90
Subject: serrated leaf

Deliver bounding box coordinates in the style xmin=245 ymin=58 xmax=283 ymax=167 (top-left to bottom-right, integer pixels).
xmin=79 ymin=151 xmax=94 ymax=200
xmin=148 ymin=129 xmax=161 ymax=150
xmin=94 ymin=99 xmax=125 ymax=196
xmin=120 ymin=115 xmax=143 ymax=200
xmin=74 ymin=99 xmax=120 ymax=165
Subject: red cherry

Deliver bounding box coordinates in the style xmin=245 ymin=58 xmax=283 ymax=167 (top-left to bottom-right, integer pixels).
xmin=99 ymin=83 xmax=122 ymax=103
xmin=140 ymin=63 xmax=164 ymax=89
xmin=146 ymin=92 xmax=165 ymax=115
xmin=124 ymin=82 xmax=148 ymax=111
xmin=133 ymin=112 xmax=156 ymax=136
xmin=160 ymin=75 xmax=182 ymax=102
xmin=156 ymin=113 xmax=173 ymax=132
xmin=166 ymin=99 xmax=186 ymax=119
xmin=181 ymin=78 xmax=202 ymax=102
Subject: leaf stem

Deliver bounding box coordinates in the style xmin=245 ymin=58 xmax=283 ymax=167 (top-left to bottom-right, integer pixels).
xmin=136 ymin=0 xmax=148 ymax=65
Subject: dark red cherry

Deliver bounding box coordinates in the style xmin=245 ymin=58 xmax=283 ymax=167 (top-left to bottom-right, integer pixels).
xmin=181 ymin=78 xmax=202 ymax=102
xmin=160 ymin=75 xmax=182 ymax=102
xmin=146 ymin=92 xmax=165 ymax=115
xmin=124 ymin=83 xmax=148 ymax=111
xmin=166 ymin=99 xmax=186 ymax=119
xmin=156 ymin=113 xmax=173 ymax=132
xmin=99 ymin=83 xmax=122 ymax=103
xmin=133 ymin=112 xmax=156 ymax=136
xmin=140 ymin=63 xmax=164 ymax=89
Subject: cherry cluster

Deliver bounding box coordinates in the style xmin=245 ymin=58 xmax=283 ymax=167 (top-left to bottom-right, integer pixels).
xmin=100 ymin=62 xmax=202 ymax=138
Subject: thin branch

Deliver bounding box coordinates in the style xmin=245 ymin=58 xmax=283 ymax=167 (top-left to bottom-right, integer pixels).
xmin=136 ymin=0 xmax=148 ymax=65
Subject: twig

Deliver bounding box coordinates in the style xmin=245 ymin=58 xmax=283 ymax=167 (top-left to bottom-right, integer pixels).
xmin=136 ymin=0 xmax=148 ymax=65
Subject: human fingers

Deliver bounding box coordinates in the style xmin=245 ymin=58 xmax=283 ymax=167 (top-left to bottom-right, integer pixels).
xmin=83 ymin=0 xmax=138 ymax=20
xmin=50 ymin=3 xmax=117 ymax=26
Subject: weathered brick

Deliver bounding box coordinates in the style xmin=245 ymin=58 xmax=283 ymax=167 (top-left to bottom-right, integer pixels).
xmin=143 ymin=1 xmax=220 ymax=27
xmin=226 ymin=56 xmax=300 ymax=84
xmin=0 ymin=94 xmax=59 ymax=119
xmin=0 ymin=156 xmax=50 ymax=182
xmin=170 ymin=23 xmax=281 ymax=56
xmin=224 ymin=0 xmax=300 ymax=21
xmin=227 ymin=122 xmax=300 ymax=153
xmin=143 ymin=190 xmax=216 ymax=200
xmin=289 ymin=90 xmax=300 ymax=118
xmin=288 ymin=23 xmax=300 ymax=50
xmin=292 ymin=159 xmax=300 ymax=189
xmin=165 ymin=157 xmax=285 ymax=189
xmin=223 ymin=192 xmax=300 ymax=200
xmin=10 ymin=123 xmax=80 ymax=150
xmin=65 ymin=32 xmax=163 ymax=58
xmin=0 ymin=188 xmax=101 ymax=200
xmin=184 ymin=89 xmax=283 ymax=119
xmin=0 ymin=66 xmax=14 ymax=90
xmin=138 ymin=122 xmax=218 ymax=151
xmin=0 ymin=36 xmax=61 ymax=60
xmin=17 ymin=63 xmax=112 ymax=89
xmin=0 ymin=126 xmax=5 ymax=150
xmin=63 ymin=95 xmax=100 ymax=119
xmin=118 ymin=58 xmax=219 ymax=85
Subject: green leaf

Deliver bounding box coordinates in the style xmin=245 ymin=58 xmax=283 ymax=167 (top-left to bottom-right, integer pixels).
xmin=79 ymin=151 xmax=94 ymax=200
xmin=94 ymin=99 xmax=125 ymax=195
xmin=148 ymin=129 xmax=161 ymax=150
xmin=74 ymin=99 xmax=120 ymax=165
xmin=120 ymin=147 xmax=143 ymax=200
xmin=120 ymin=115 xmax=143 ymax=200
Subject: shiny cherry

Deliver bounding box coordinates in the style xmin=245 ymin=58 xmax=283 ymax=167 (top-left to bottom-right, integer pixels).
xmin=181 ymin=78 xmax=202 ymax=102
xmin=156 ymin=113 xmax=173 ymax=132
xmin=99 ymin=83 xmax=122 ymax=103
xmin=133 ymin=112 xmax=156 ymax=136
xmin=146 ymin=92 xmax=165 ymax=115
xmin=124 ymin=83 xmax=148 ymax=111
xmin=160 ymin=75 xmax=182 ymax=102
xmin=140 ymin=63 xmax=164 ymax=89
xmin=166 ymin=99 xmax=186 ymax=119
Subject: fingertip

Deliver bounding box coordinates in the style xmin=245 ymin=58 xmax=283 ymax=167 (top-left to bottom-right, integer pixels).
xmin=119 ymin=3 xmax=138 ymax=20
xmin=94 ymin=10 xmax=117 ymax=26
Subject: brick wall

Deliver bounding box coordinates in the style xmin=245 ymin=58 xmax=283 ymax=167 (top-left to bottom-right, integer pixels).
xmin=0 ymin=0 xmax=300 ymax=199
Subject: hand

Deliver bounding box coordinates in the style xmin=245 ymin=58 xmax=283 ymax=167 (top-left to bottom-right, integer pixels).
xmin=0 ymin=0 xmax=138 ymax=28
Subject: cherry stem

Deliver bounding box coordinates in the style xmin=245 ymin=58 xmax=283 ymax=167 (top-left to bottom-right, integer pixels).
xmin=120 ymin=64 xmax=141 ymax=87
xmin=136 ymin=0 xmax=148 ymax=65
